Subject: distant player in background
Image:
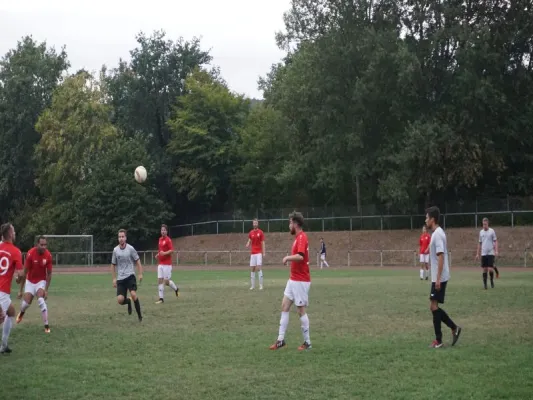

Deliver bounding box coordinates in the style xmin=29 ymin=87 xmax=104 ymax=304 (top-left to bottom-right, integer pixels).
xmin=425 ymin=207 xmax=462 ymax=348
xmin=319 ymin=237 xmax=329 ymax=269
xmin=155 ymin=224 xmax=179 ymax=304
xmin=476 ymin=218 xmax=499 ymax=289
xmin=419 ymin=226 xmax=431 ymax=280
xmin=16 ymin=236 xmax=53 ymax=333
xmin=111 ymin=229 xmax=144 ymax=321
xmin=246 ymin=219 xmax=265 ymax=290
xmin=0 ymin=223 xmax=23 ymax=354
xmin=270 ymin=212 xmax=312 ymax=351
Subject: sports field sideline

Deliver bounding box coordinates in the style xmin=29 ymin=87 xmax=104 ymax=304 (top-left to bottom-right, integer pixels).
xmin=2 ymin=267 xmax=533 ymax=400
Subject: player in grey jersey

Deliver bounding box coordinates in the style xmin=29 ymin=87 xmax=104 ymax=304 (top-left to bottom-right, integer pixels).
xmin=476 ymin=218 xmax=499 ymax=289
xmin=111 ymin=229 xmax=143 ymax=321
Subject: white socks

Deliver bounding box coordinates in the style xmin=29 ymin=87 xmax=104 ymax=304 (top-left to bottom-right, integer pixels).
xmin=2 ymin=316 xmax=13 ymax=348
xmin=21 ymin=300 xmax=30 ymax=313
xmin=420 ymin=269 xmax=424 ymax=279
xmin=258 ymin=270 xmax=263 ymax=287
xmin=300 ymin=314 xmax=311 ymax=344
xmin=278 ymin=311 xmax=289 ymax=341
xmin=250 ymin=272 xmax=256 ymax=288
xmin=38 ymin=297 xmax=48 ymax=325
xmin=158 ymin=284 xmax=164 ymax=299
xmin=168 ymin=280 xmax=178 ymax=291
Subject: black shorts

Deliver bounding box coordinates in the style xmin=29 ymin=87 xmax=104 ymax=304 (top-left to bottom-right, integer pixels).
xmin=481 ymin=255 xmax=495 ymax=268
xmin=429 ymin=281 xmax=448 ymax=304
xmin=116 ymin=274 xmax=137 ymax=297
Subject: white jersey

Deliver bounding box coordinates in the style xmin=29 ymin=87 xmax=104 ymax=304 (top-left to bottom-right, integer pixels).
xmin=429 ymin=226 xmax=450 ymax=283
xmin=479 ymin=228 xmax=497 ymax=256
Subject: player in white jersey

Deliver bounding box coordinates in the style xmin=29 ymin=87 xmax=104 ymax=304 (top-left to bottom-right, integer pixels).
xmin=425 ymin=206 xmax=462 ymax=348
xmin=476 ymin=218 xmax=499 ymax=289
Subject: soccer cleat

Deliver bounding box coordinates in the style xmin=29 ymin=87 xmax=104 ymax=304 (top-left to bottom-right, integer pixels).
xmin=451 ymin=326 xmax=462 ymax=346
xmin=127 ymin=298 xmax=132 ymax=315
xmin=429 ymin=340 xmax=443 ymax=348
xmin=269 ymin=340 xmax=286 ymax=350
xmin=138 ymin=316 xmax=143 ymax=323
xmin=259 ymin=285 xmax=263 ymax=291
xmin=0 ymin=346 xmax=12 ymax=354
xmin=44 ymin=325 xmax=51 ymax=334
xmin=249 ymin=287 xmax=254 ymax=291
xmin=298 ymin=341 xmax=312 ymax=351
xmin=425 ymin=277 xmax=429 ymax=281
xmin=16 ymin=311 xmax=25 ymax=324
xmin=175 ymin=288 xmax=180 ymax=298
xmin=155 ymin=299 xmax=164 ymax=304
xmin=491 ymin=282 xmax=495 ymax=289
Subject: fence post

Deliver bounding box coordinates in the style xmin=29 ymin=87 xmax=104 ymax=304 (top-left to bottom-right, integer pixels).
xmin=229 ymin=251 xmax=232 ymax=266
xmin=413 ymin=251 xmax=416 ymax=267
xmin=191 ymin=225 xmax=194 ymax=236
xmin=449 ymin=251 xmax=452 ymax=268
xmin=322 ymin=218 xmax=325 ymax=232
xmin=380 ymin=250 xmax=383 ymax=267
xmin=242 ymin=220 xmax=245 ymax=234
xmin=204 ymin=252 xmax=207 ymax=266
xmin=380 ymin=216 xmax=383 ymax=231
xmin=176 ymin=252 xmax=179 ymax=266
xmin=410 ymin=216 xmax=413 ymax=230
xmin=350 ymin=217 xmax=352 ymax=231
xmin=216 ymin=221 xmax=219 ymax=235
xmin=57 ymin=253 xmax=59 ymax=266
xmin=143 ymin=252 xmax=146 ymax=266
xmin=443 ymin=214 xmax=446 ymax=230
xmin=475 ymin=213 xmax=478 ymax=229
xmin=268 ymin=220 xmax=270 ymax=233
xmin=512 ymin=212 xmax=514 ymax=228
xmin=151 ymin=252 xmax=154 ymax=266
xmin=316 ymin=252 xmax=319 ymax=267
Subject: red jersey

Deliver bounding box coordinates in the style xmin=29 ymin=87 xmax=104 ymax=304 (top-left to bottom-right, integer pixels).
xmin=248 ymin=229 xmax=264 ymax=255
xmin=290 ymin=231 xmax=310 ymax=282
xmin=0 ymin=241 xmax=22 ymax=294
xmin=25 ymin=247 xmax=53 ymax=284
xmin=419 ymin=233 xmax=431 ymax=255
xmin=158 ymin=235 xmax=173 ymax=265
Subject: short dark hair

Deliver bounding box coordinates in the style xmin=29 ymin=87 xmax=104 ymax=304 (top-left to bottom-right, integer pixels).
xmin=483 ymin=217 xmax=489 ymax=223
xmin=118 ymin=229 xmax=127 ymax=235
xmin=38 ymin=235 xmax=47 ymax=242
xmin=161 ymin=224 xmax=168 ymax=230
xmin=426 ymin=206 xmax=440 ymax=224
xmin=289 ymin=211 xmax=304 ymax=228
xmin=1 ymin=223 xmax=12 ymax=241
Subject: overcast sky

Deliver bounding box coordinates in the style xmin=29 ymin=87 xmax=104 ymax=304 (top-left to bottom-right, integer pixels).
xmin=0 ymin=0 xmax=290 ymax=99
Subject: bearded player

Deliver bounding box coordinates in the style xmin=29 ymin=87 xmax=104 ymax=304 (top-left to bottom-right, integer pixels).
xmin=270 ymin=212 xmax=312 ymax=351
xmin=246 ymin=218 xmax=265 ymax=290
xmin=0 ymin=223 xmax=23 ymax=354
xmin=155 ymin=224 xmax=179 ymax=304
xmin=419 ymin=226 xmax=431 ymax=280
xmin=16 ymin=236 xmax=53 ymax=333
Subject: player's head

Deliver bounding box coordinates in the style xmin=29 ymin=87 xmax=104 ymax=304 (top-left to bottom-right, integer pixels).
xmin=425 ymin=206 xmax=440 ymax=230
xmin=0 ymin=223 xmax=15 ymax=242
xmin=252 ymin=218 xmax=259 ymax=229
xmin=482 ymin=218 xmax=489 ymax=230
xmin=422 ymin=225 xmax=427 ymax=233
xmin=37 ymin=236 xmax=47 ymax=255
xmin=118 ymin=229 xmax=127 ymax=246
xmin=289 ymin=211 xmax=304 ymax=235
xmin=320 ymin=237 xmax=324 ymax=243
xmin=161 ymin=224 xmax=168 ymax=237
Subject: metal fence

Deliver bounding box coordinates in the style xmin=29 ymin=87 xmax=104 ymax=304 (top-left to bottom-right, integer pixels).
xmin=170 ymin=210 xmax=533 ymax=237
xmin=43 ymin=249 xmax=531 ymax=268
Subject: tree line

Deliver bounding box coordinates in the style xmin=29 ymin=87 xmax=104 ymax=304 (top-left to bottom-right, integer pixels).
xmin=1 ymin=0 xmax=532 ymax=249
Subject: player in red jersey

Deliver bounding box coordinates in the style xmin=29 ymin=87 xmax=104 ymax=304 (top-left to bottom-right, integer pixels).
xmin=16 ymin=236 xmax=53 ymax=333
xmin=419 ymin=226 xmax=431 ymax=280
xmin=270 ymin=211 xmax=312 ymax=351
xmin=155 ymin=224 xmax=179 ymax=304
xmin=245 ymin=218 xmax=265 ymax=290
xmin=0 ymin=223 xmax=23 ymax=354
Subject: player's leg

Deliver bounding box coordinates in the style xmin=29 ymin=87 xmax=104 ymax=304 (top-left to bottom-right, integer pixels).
xmin=164 ymin=266 xmax=179 ymax=297
xmin=494 ymin=263 xmax=500 ymax=278
xmin=322 ymin=255 xmax=329 ymax=268
xmin=488 ymin=256 xmax=495 ymax=288
xmin=35 ymin=284 xmax=50 ymax=333
xmin=419 ymin=255 xmax=425 ymax=279
xmin=129 ymin=288 xmax=142 ymax=322
xmin=250 ymin=255 xmax=257 ymax=290
xmin=0 ymin=294 xmax=15 ymax=353
xmin=429 ymin=297 xmax=443 ymax=347
xmin=424 ymin=259 xmax=429 ymax=280
xmin=257 ymin=254 xmax=264 ymax=290
xmin=156 ymin=265 xmax=165 ymax=304
xmin=17 ymin=281 xmax=35 ymax=323
xmin=116 ymin=280 xmax=132 ymax=315
xmin=295 ymin=282 xmax=312 ymax=350
xmin=435 ymin=282 xmax=461 ymax=346
xmin=270 ymin=281 xmax=293 ymax=350
xmin=482 ymin=257 xmax=489 ymax=289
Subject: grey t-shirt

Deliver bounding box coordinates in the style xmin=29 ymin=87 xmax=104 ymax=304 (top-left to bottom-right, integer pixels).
xmin=479 ymin=228 xmax=497 ymax=256
xmin=112 ymin=244 xmax=140 ymax=280
xmin=430 ymin=226 xmax=450 ymax=283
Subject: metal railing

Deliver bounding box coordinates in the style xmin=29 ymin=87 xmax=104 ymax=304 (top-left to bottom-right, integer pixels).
xmin=43 ymin=249 xmax=531 ymax=268
xmin=169 ymin=210 xmax=533 ymax=237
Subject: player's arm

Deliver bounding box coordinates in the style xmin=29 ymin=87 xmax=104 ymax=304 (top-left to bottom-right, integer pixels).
xmin=261 ymin=233 xmax=265 ymax=256
xmin=135 ymin=259 xmax=143 ymax=281
xmin=493 ymin=231 xmax=499 ymax=256
xmin=283 ymin=238 xmax=306 ymax=263
xmin=45 ymin=254 xmax=53 ymax=298
xmin=435 ymin=236 xmax=445 ymax=288
xmin=161 ymin=240 xmax=173 ymax=256
xmin=476 ymin=234 xmax=482 ymax=259
xmin=111 ymin=250 xmax=117 ymax=287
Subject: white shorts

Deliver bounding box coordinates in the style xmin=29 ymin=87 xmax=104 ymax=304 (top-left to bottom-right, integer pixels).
xmin=157 ymin=265 xmax=172 ymax=280
xmin=283 ymin=279 xmax=311 ymax=307
xmin=250 ymin=254 xmax=263 ymax=267
xmin=24 ymin=280 xmax=46 ymax=296
xmin=320 ymin=254 xmax=326 ymax=261
xmin=0 ymin=291 xmax=11 ymax=314
xmin=420 ymin=254 xmax=429 ymax=263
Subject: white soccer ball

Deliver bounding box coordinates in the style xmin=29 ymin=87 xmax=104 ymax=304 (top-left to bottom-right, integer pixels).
xmin=134 ymin=166 xmax=147 ymax=183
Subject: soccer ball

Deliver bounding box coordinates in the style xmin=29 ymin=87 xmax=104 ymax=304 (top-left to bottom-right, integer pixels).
xmin=134 ymin=166 xmax=147 ymax=183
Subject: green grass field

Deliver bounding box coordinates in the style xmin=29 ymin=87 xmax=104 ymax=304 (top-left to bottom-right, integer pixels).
xmin=1 ymin=268 xmax=533 ymax=400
